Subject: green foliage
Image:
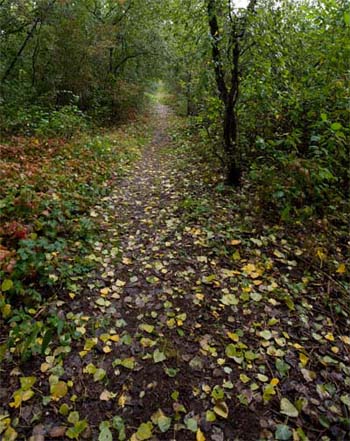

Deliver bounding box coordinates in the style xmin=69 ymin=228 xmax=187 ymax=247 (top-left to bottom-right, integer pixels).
xmin=164 ymin=0 xmax=349 ymax=222
xmin=0 ymin=0 xmax=166 ymax=127
xmin=0 ymin=104 xmax=88 ymax=138
xmin=0 ymin=118 xmax=148 ymax=361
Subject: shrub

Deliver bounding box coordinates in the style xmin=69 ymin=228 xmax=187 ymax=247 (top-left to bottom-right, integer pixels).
xmin=0 ymin=104 xmax=89 ymax=138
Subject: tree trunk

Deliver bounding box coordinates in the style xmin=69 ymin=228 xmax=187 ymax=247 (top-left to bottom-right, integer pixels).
xmin=224 ymin=102 xmax=241 ymax=185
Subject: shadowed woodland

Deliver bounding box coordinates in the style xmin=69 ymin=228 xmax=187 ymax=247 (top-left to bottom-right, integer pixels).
xmin=0 ymin=0 xmax=349 ymax=440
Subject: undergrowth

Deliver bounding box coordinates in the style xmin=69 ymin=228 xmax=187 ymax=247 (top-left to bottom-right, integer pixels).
xmin=0 ymin=115 xmax=151 ymax=362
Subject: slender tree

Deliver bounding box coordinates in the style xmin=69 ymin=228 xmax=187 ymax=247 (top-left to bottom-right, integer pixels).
xmin=207 ymin=0 xmax=257 ymax=185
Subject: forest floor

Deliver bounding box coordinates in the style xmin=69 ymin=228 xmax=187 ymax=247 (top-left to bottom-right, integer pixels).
xmin=0 ymin=102 xmax=349 ymax=441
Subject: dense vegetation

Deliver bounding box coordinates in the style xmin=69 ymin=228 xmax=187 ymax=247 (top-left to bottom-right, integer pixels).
xmin=0 ymin=0 xmax=349 ymax=440
xmin=1 ymin=0 xmax=348 ymax=214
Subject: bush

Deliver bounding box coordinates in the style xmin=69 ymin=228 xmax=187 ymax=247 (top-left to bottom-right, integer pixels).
xmin=249 ymin=118 xmax=349 ymax=221
xmin=0 ymin=104 xmax=89 ymax=138
xmin=35 ymin=105 xmax=89 ymax=138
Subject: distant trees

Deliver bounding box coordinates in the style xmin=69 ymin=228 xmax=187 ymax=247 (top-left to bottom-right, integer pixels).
xmin=0 ymin=0 xmax=165 ymax=123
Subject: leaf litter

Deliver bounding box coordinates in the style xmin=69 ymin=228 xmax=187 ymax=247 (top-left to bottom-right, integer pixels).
xmin=0 ymin=104 xmax=349 ymax=440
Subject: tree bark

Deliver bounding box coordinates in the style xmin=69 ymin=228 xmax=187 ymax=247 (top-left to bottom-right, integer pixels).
xmin=207 ymin=0 xmax=257 ymax=186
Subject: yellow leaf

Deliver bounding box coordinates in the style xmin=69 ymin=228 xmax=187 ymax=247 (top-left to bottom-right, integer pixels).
xmin=325 ymin=333 xmax=334 ymax=341
xmin=227 ymin=332 xmax=239 ymax=342
xmin=1 ymin=303 xmax=12 ymax=318
xmin=196 ymin=428 xmax=206 ymax=441
xmin=270 ymin=378 xmax=279 ymax=386
xmin=3 ymin=426 xmax=18 ymax=441
xmin=40 ymin=363 xmax=51 ymax=373
xmin=336 ymin=263 xmax=346 ymax=274
xmin=21 ymin=390 xmax=33 ymax=402
xmin=230 ymin=239 xmax=241 ymax=246
xmin=102 ymin=346 xmax=112 ymax=353
xmin=118 ymin=393 xmax=127 ymax=407
xmin=239 ymin=374 xmax=250 ymax=384
xmin=316 ymin=248 xmax=327 ymax=262
xmin=213 ymin=401 xmax=229 ymax=418
xmin=100 ymin=333 xmax=111 ymax=342
xmin=10 ymin=389 xmax=34 ymax=408
xmin=273 ymin=249 xmax=285 ymax=258
xmin=109 ymin=334 xmax=120 ymax=342
xmin=100 ymin=287 xmax=110 ymax=297
xmin=299 ymin=353 xmax=309 ymax=367
xmin=340 ymin=336 xmax=350 ymax=345
xmin=83 ymin=338 xmax=97 ymax=351
xmin=50 ymin=381 xmax=68 ymax=401
xmin=100 ymin=390 xmax=116 ymax=401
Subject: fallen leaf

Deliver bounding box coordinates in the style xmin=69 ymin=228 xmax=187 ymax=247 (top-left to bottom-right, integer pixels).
xmin=280 ymin=397 xmax=299 ymax=417
xmin=196 ymin=428 xmax=206 ymax=441
xmin=135 ymin=422 xmax=153 ymax=440
xmin=213 ymin=401 xmax=229 ymax=418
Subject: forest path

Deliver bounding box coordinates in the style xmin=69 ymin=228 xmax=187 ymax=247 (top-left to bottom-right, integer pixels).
xmin=64 ymin=102 xmax=262 ymax=440
xmin=12 ymin=102 xmax=349 ymax=441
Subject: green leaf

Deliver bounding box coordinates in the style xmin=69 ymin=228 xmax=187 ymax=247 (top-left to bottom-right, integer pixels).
xmin=164 ymin=367 xmax=178 ymax=377
xmin=112 ymin=416 xmax=126 ymax=441
xmin=41 ymin=329 xmax=53 ymax=355
xmin=20 ymin=376 xmax=36 ymax=391
xmin=139 ymin=324 xmax=154 ymax=333
xmin=206 ymin=410 xmax=216 ymax=422
xmin=275 ymin=424 xmax=292 ymax=440
xmin=250 ymin=292 xmax=262 ymax=302
xmin=93 ymin=368 xmax=106 ymax=382
xmin=66 ymin=420 xmax=88 ymax=440
xmin=59 ymin=403 xmax=70 ymax=416
xmin=114 ymin=357 xmax=135 ymax=370
xmin=275 ymin=359 xmax=290 ymax=377
xmin=158 ymin=415 xmax=171 ymax=433
xmin=135 ymin=422 xmax=153 ymax=440
xmin=153 ymin=348 xmax=166 ymax=363
xmin=68 ymin=411 xmax=80 ymax=424
xmin=244 ymin=350 xmax=258 ymax=361
xmin=185 ymin=418 xmax=198 ymax=432
xmin=344 ymin=11 xmax=350 ymax=26
xmin=99 ymin=421 xmax=112 ymax=441
xmin=225 ymin=344 xmax=236 ymax=358
xmin=331 ymin=122 xmax=342 ymax=131
xmin=1 ymin=279 xmax=13 ymax=292
xmin=340 ymin=394 xmax=350 ymax=408
xmin=280 ymin=398 xmax=299 ymax=417
xmin=220 ymin=293 xmax=239 ymax=306
xmin=211 ymin=385 xmax=224 ymax=400
xmin=260 ymin=330 xmax=272 ymax=340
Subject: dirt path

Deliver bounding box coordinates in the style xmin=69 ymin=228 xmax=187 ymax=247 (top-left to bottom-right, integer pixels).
xmin=67 ymin=103 xmax=262 ymax=440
